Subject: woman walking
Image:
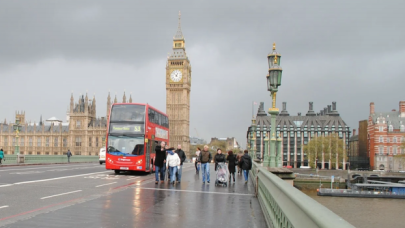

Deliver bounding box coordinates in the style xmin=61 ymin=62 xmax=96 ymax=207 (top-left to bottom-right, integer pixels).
xmin=236 ymin=151 xmax=243 ymax=175
xmin=195 ymin=147 xmax=201 ymax=174
xmin=226 ymin=150 xmax=237 ymax=183
xmin=166 ymin=147 xmax=180 ymax=185
xmin=214 ymin=148 xmax=226 ymax=171
xmin=0 ymin=149 xmax=4 ymax=165
xmin=240 ymin=150 xmax=252 ymax=184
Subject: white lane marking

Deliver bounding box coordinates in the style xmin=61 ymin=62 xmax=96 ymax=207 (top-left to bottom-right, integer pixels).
xmin=0 ymin=205 xmax=9 ymax=209
xmin=134 ymin=187 xmax=254 ymax=196
xmin=40 ymin=190 xmax=82 ymax=200
xmin=126 ymin=177 xmax=140 ymax=180
xmin=95 ymin=182 xmax=117 ymax=188
xmin=0 ymin=184 xmax=13 ymax=188
xmin=12 ymin=171 xmax=110 ymax=185
xmin=0 ymin=164 xmax=99 ymax=172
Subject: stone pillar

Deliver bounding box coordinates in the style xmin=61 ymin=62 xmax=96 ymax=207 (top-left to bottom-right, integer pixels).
xmin=277 ymin=135 xmax=282 ymax=167
xmin=263 ymin=133 xmax=269 ymax=167
xmin=268 ymin=109 xmax=279 ymax=167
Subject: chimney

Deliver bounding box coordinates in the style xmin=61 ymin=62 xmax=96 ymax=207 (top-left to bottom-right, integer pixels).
xmin=324 ymin=107 xmax=327 ymax=115
xmin=320 ymin=110 xmax=324 ymax=116
xmin=353 ymin=129 xmax=356 ymax=136
xmin=298 ymin=112 xmax=301 ymax=116
xmin=400 ymin=101 xmax=405 ymax=117
xmin=370 ymin=102 xmax=375 ymax=114
xmin=279 ymin=102 xmax=290 ymax=116
xmin=257 ymin=102 xmax=267 ymax=116
xmin=306 ymin=102 xmax=316 ymax=116
xmin=329 ymin=101 xmax=340 ymax=116
xmin=327 ymin=105 xmax=332 ymax=114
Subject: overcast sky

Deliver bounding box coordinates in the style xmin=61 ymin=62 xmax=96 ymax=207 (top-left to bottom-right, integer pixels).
xmin=1 ymin=0 xmax=404 ymax=149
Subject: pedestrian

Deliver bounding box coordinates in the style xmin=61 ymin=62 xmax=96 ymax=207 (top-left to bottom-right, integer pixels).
xmin=199 ymin=145 xmax=212 ymax=184
xmin=0 ymin=148 xmax=4 ymax=165
xmin=165 ymin=145 xmax=171 ymax=182
xmin=240 ymin=150 xmax=252 ymax=184
xmin=175 ymin=144 xmax=186 ymax=183
xmin=236 ymin=151 xmax=243 ymax=175
xmin=214 ymin=148 xmax=226 ymax=171
xmin=195 ymin=147 xmax=201 ymax=174
xmin=226 ymin=150 xmax=237 ymax=183
xmin=67 ymin=149 xmax=72 ymax=163
xmin=154 ymin=141 xmax=167 ymax=184
xmin=166 ymin=147 xmax=180 ymax=185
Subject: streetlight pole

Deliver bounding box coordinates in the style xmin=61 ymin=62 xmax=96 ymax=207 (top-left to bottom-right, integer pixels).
xmin=13 ymin=119 xmax=22 ymax=155
xmin=266 ymin=43 xmax=283 ymax=168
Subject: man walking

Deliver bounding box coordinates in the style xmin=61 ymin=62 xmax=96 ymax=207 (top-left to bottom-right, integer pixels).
xmin=199 ymin=145 xmax=212 ymax=184
xmin=175 ymin=144 xmax=186 ymax=183
xmin=240 ymin=150 xmax=252 ymax=184
xmin=67 ymin=149 xmax=72 ymax=163
xmin=0 ymin=148 xmax=4 ymax=165
xmin=154 ymin=141 xmax=167 ymax=184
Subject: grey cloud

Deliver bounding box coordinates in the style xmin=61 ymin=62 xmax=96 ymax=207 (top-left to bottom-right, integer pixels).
xmin=1 ymin=0 xmax=405 ymax=148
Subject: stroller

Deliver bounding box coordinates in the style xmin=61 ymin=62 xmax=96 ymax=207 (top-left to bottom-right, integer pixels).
xmin=215 ymin=162 xmax=229 ymax=187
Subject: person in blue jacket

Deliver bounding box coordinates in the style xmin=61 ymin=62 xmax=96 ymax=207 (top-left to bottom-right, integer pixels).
xmin=0 ymin=148 xmax=4 ymax=165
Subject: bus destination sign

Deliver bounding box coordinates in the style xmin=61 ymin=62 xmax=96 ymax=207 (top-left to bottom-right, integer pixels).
xmin=110 ymin=123 xmax=144 ymax=134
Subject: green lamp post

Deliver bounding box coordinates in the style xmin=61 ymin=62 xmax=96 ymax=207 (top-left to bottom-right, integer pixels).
xmin=266 ymin=43 xmax=283 ymax=168
xmin=13 ymin=119 xmax=22 ymax=155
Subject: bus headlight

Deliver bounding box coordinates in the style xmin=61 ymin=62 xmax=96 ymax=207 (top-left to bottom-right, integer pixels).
xmin=137 ymin=159 xmax=143 ymax=164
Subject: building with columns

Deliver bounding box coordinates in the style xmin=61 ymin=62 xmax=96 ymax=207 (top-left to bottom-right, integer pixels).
xmin=166 ymin=12 xmax=191 ymax=156
xmin=248 ymin=101 xmax=351 ymax=168
xmin=367 ymin=101 xmax=405 ymax=171
xmin=0 ymin=92 xmax=131 ymax=156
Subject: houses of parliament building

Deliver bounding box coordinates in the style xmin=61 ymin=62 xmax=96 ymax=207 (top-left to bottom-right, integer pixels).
xmin=0 ymin=93 xmax=130 ymax=156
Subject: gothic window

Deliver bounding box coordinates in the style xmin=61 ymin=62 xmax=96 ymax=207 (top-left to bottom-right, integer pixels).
xmin=54 ymin=137 xmax=58 ymax=147
xmin=29 ymin=137 xmax=33 ymax=146
xmin=389 ymin=125 xmax=393 ymax=132
xmin=37 ymin=137 xmax=41 ymax=147
xmin=394 ymin=137 xmax=397 ymax=143
xmin=393 ymin=146 xmax=397 ymax=155
xmin=76 ymin=137 xmax=81 ymax=146
xmin=76 ymin=121 xmax=81 ymax=129
xmin=401 ymin=125 xmax=405 ymax=132
xmin=379 ymin=126 xmax=383 ymax=132
xmin=46 ymin=137 xmax=50 ymax=147
xmin=63 ymin=138 xmax=67 ymax=147
xmin=387 ymin=138 xmax=390 ymax=143
xmin=3 ymin=136 xmax=7 ymax=146
xmin=96 ymin=137 xmax=99 ymax=147
xmin=89 ymin=137 xmax=92 ymax=147
xmin=379 ymin=136 xmax=383 ymax=143
xmin=20 ymin=137 xmax=24 ymax=146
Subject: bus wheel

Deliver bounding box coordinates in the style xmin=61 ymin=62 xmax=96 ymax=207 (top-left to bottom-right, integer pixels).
xmin=114 ymin=170 xmax=120 ymax=174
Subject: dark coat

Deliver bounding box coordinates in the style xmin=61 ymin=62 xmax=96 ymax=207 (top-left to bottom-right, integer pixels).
xmin=199 ymin=150 xmax=212 ymax=164
xmin=226 ymin=154 xmax=237 ymax=173
xmin=214 ymin=153 xmax=226 ymax=171
xmin=154 ymin=146 xmax=166 ymax=168
xmin=240 ymin=154 xmax=252 ymax=170
xmin=175 ymin=149 xmax=186 ymax=165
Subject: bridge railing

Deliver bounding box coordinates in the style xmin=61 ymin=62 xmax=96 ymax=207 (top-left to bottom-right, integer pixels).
xmin=2 ymin=155 xmax=98 ymax=165
xmin=250 ymin=161 xmax=355 ymax=228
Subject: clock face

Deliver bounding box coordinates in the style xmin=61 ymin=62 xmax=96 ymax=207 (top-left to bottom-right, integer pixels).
xmin=170 ymin=70 xmax=182 ymax=82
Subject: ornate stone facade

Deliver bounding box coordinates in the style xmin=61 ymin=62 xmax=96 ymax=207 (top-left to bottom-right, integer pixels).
xmin=166 ymin=12 xmax=191 ymax=156
xmin=0 ymin=92 xmax=130 ymax=156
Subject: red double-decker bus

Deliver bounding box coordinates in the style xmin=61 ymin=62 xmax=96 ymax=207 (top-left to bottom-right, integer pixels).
xmin=105 ymin=103 xmax=169 ymax=174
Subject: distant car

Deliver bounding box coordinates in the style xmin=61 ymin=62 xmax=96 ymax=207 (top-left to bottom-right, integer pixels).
xmin=99 ymin=148 xmax=106 ymax=165
xmin=300 ymin=166 xmax=311 ymax=169
xmin=283 ymin=165 xmax=293 ymax=169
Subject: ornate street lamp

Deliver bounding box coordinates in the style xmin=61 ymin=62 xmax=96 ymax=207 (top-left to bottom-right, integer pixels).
xmin=13 ymin=119 xmax=22 ymax=155
xmin=265 ymin=43 xmax=283 ymax=167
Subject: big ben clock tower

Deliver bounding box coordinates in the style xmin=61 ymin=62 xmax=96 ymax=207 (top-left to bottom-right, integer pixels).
xmin=166 ymin=12 xmax=191 ymax=156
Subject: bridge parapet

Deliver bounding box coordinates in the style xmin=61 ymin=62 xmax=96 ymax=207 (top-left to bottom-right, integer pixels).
xmin=251 ymin=161 xmax=355 ymax=228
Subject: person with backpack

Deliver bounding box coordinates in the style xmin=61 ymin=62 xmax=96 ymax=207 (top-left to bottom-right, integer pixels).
xmin=240 ymin=149 xmax=252 ymax=184
xmin=195 ymin=147 xmax=201 ymax=174
xmin=166 ymin=147 xmax=180 ymax=185
xmin=199 ymin=145 xmax=212 ymax=184
xmin=67 ymin=149 xmax=72 ymax=163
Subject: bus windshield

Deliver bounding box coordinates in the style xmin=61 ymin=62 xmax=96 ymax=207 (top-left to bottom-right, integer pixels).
xmin=107 ymin=135 xmax=144 ymax=156
xmin=110 ymin=104 xmax=145 ymax=122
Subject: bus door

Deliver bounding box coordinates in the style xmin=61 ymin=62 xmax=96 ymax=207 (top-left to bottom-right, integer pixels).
xmin=146 ymin=139 xmax=150 ymax=171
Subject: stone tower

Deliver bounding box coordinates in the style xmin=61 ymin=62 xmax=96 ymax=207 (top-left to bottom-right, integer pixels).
xmin=166 ymin=11 xmax=191 ymax=155
xmin=15 ymin=111 xmax=26 ymax=124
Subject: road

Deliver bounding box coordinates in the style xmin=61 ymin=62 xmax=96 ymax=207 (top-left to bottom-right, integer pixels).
xmin=0 ymin=163 xmax=266 ymax=228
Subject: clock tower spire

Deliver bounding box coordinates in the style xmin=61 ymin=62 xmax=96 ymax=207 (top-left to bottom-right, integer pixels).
xmin=166 ymin=12 xmax=191 ymax=157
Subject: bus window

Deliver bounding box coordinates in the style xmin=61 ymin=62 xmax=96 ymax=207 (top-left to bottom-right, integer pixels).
xmin=110 ymin=105 xmax=145 ymax=122
xmin=131 ymin=144 xmax=144 ymax=155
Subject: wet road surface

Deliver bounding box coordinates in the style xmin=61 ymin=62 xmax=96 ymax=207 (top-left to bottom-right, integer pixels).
xmin=0 ymin=163 xmax=266 ymax=228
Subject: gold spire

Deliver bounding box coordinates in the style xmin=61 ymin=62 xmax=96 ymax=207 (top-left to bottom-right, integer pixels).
xmin=273 ymin=42 xmax=276 ymax=50
xmin=274 ymin=55 xmax=278 ymax=64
